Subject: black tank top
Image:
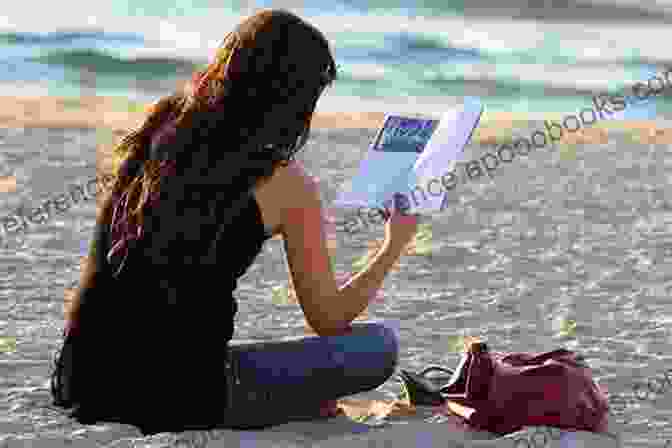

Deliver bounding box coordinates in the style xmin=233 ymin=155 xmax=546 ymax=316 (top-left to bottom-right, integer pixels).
xmin=76 ymin=189 xmax=272 ymax=432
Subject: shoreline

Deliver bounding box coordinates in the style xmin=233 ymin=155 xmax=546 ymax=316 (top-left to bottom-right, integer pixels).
xmin=1 ymin=94 xmax=670 ymax=181
xmin=0 ymin=95 xmax=669 ymax=133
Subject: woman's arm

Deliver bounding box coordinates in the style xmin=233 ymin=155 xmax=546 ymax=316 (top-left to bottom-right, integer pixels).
xmin=278 ymin=163 xmax=406 ymax=336
xmin=65 ymin=191 xmax=115 ymax=335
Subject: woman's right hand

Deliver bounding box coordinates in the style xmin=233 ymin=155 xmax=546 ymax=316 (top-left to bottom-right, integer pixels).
xmin=384 ymin=193 xmax=419 ymax=251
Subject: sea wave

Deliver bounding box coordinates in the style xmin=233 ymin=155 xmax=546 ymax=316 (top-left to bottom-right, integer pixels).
xmin=1 ymin=2 xmax=671 ymax=114
xmin=0 ymin=30 xmax=142 ymax=46
xmin=26 ymin=49 xmax=197 ymax=77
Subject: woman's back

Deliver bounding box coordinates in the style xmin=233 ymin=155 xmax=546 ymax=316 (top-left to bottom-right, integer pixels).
xmin=75 ymin=186 xmax=272 ymax=431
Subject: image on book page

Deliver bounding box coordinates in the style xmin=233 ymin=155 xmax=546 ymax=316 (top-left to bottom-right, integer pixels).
xmin=332 ymin=114 xmax=439 ymax=210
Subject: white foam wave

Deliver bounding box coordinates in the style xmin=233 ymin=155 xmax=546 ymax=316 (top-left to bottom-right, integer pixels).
xmin=2 ymin=6 xmax=670 ymax=68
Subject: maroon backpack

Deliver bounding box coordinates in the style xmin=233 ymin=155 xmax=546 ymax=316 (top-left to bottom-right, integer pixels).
xmin=400 ymin=340 xmax=610 ymax=435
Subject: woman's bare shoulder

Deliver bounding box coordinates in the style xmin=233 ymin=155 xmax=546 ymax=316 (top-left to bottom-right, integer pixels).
xmin=254 ymin=160 xmax=320 ymax=237
xmin=264 ymin=160 xmax=319 ymax=198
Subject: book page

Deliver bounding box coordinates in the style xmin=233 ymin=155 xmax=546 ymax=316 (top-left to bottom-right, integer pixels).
xmin=405 ymin=98 xmax=483 ymax=214
xmin=334 ymin=150 xmax=418 ymax=208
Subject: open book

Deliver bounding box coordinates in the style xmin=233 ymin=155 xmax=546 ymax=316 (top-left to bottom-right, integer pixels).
xmin=333 ymin=98 xmax=483 ymax=215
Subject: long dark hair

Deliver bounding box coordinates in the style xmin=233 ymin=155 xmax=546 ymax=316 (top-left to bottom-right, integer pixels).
xmin=106 ymin=9 xmax=337 ymax=273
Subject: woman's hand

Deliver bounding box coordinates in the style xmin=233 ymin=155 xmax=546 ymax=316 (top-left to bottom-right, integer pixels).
xmin=384 ymin=193 xmax=419 ymax=251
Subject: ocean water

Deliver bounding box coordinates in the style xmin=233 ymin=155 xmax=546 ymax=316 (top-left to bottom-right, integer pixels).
xmin=1 ymin=0 xmax=672 ymax=116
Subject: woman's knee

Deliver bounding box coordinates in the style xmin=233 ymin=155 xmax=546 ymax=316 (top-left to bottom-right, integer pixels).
xmin=349 ymin=322 xmax=399 ymax=378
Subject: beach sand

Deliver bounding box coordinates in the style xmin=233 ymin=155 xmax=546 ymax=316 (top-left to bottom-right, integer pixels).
xmin=2 ymin=95 xmax=669 ymax=447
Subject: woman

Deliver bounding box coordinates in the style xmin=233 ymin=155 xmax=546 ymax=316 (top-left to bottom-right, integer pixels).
xmin=53 ymin=9 xmax=419 ymax=435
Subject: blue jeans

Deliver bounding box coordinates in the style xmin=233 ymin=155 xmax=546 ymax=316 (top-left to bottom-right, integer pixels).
xmin=221 ymin=322 xmax=399 ymax=429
